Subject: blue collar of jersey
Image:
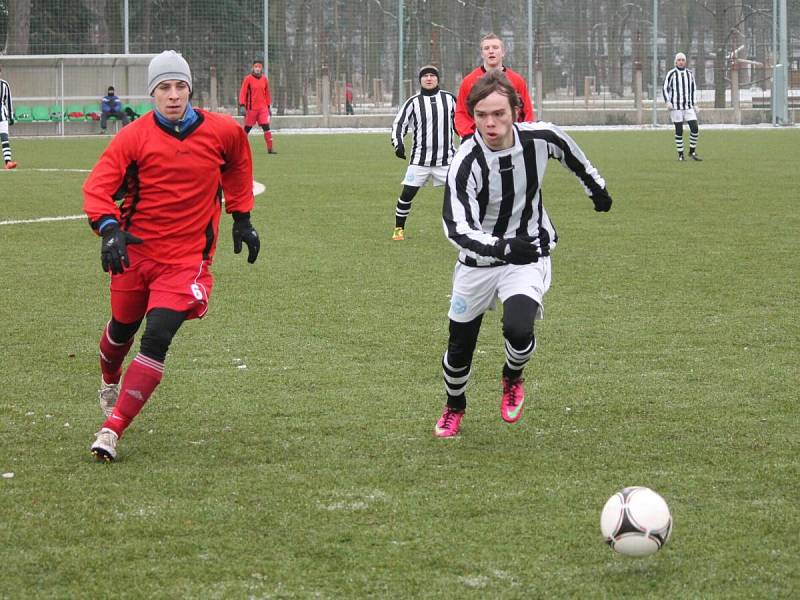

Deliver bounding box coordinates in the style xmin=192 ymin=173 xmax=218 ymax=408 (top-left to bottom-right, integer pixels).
xmin=154 ymin=103 xmax=198 ymax=133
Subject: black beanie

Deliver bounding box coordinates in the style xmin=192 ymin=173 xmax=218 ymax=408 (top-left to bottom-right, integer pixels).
xmin=418 ymin=65 xmax=439 ymax=81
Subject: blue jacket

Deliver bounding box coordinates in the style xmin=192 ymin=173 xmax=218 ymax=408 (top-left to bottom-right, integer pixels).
xmin=101 ymin=94 xmax=123 ymax=113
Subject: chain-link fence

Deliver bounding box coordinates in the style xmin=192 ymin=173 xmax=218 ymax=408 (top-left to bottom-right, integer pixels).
xmin=1 ymin=0 xmax=798 ymax=126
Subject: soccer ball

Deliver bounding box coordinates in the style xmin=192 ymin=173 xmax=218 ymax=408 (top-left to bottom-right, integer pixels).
xmin=600 ymin=486 xmax=673 ymax=557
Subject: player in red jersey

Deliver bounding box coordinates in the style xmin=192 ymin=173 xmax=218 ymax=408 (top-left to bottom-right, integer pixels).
xmin=84 ymin=50 xmax=261 ymax=462
xmin=454 ymin=33 xmax=535 ymax=139
xmin=239 ymin=60 xmax=276 ymax=154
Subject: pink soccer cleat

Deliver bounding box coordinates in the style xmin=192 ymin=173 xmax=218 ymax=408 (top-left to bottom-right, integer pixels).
xmin=500 ymin=377 xmax=525 ymax=423
xmin=434 ymin=405 xmax=465 ymax=438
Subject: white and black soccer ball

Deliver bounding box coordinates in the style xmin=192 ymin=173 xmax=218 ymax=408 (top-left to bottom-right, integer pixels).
xmin=600 ymin=486 xmax=673 ymax=557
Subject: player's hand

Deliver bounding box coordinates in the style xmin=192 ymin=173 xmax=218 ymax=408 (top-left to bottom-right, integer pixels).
xmin=591 ymin=188 xmax=613 ymax=212
xmin=492 ymin=236 xmax=540 ymax=265
xmin=537 ymin=228 xmax=551 ymax=257
xmin=232 ymin=212 xmax=260 ymax=264
xmin=395 ymin=144 xmax=406 ymax=160
xmin=8 ymin=117 xmax=14 ymax=126
xmin=666 ymin=102 xmax=674 ymax=110
xmin=238 ymin=105 xmax=246 ymax=117
xmin=101 ymin=224 xmax=143 ymax=275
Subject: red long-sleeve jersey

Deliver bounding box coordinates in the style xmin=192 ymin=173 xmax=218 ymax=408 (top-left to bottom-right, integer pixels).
xmin=454 ymin=66 xmax=535 ymax=137
xmin=83 ymin=110 xmax=254 ymax=265
xmin=239 ymin=73 xmax=271 ymax=110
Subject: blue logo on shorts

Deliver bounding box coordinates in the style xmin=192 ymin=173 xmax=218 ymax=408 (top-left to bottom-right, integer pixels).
xmin=405 ymin=172 xmax=415 ymax=183
xmin=451 ymin=296 xmax=468 ymax=315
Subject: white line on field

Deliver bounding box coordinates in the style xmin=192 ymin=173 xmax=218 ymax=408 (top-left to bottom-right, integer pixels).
xmin=0 ymin=168 xmax=92 ymax=173
xmin=0 ymin=214 xmax=85 ymax=226
xmin=0 ymin=180 xmax=267 ymax=226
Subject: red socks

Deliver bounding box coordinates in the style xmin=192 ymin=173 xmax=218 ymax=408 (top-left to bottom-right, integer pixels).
xmin=99 ymin=322 xmax=134 ymax=384
xmin=102 ymin=354 xmax=164 ymax=437
xmin=264 ymin=130 xmax=273 ymax=151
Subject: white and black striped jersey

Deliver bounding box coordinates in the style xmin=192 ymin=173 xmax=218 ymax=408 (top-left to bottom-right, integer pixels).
xmin=443 ymin=121 xmax=606 ymax=267
xmin=662 ymin=67 xmax=696 ymax=110
xmin=0 ymin=79 xmax=13 ymax=123
xmin=391 ymin=89 xmax=457 ymax=167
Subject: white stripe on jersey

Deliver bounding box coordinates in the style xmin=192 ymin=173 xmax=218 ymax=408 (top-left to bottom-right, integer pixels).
xmin=662 ymin=68 xmax=696 ymax=110
xmin=443 ymin=121 xmax=606 ymax=267
xmin=0 ymin=80 xmax=13 ymax=123
xmin=391 ymin=90 xmax=456 ymax=167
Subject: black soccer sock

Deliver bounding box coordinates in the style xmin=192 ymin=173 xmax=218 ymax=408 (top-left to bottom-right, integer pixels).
xmin=442 ymin=316 xmax=483 ymax=409
xmin=1 ymin=133 xmax=11 ymax=162
xmin=395 ymin=185 xmax=420 ymax=228
xmin=688 ymin=120 xmax=699 ymax=152
xmin=501 ymin=295 xmax=539 ymax=380
xmin=673 ymin=122 xmax=684 ymax=155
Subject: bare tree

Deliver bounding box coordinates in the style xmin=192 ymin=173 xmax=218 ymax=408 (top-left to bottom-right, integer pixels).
xmin=4 ymin=0 xmax=32 ymax=54
xmin=83 ymin=0 xmax=112 ymax=53
xmin=573 ymin=0 xmax=590 ymax=97
xmin=711 ymin=0 xmax=731 ymax=108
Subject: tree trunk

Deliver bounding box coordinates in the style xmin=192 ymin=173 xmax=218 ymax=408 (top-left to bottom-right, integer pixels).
xmin=272 ymin=0 xmax=288 ymax=114
xmin=573 ymin=0 xmax=590 ymax=97
xmin=366 ymin=0 xmax=385 ymax=101
xmin=84 ymin=0 xmax=112 ymax=53
xmin=5 ymin=0 xmax=32 ymax=54
xmin=712 ymin=0 xmax=728 ymax=108
xmin=695 ymin=7 xmax=707 ymax=87
xmin=607 ymin=0 xmax=623 ymax=97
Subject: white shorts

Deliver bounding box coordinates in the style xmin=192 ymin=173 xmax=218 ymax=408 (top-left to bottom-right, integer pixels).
xmin=0 ymin=121 xmax=8 ymax=135
xmin=670 ymin=108 xmax=697 ymax=123
xmin=448 ymin=258 xmax=552 ymax=323
xmin=402 ymin=164 xmax=449 ymax=187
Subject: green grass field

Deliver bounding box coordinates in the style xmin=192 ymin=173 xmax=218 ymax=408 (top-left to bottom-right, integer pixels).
xmin=1 ymin=128 xmax=798 ymax=599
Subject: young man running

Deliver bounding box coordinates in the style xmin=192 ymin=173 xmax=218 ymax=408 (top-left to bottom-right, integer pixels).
xmin=435 ymin=71 xmax=612 ymax=437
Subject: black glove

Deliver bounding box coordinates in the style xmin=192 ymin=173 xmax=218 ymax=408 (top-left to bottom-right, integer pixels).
xmin=491 ymin=236 xmax=541 ymax=265
xmin=100 ymin=224 xmax=143 ymax=275
xmin=591 ymin=187 xmax=613 ymax=212
xmin=537 ymin=228 xmax=551 ymax=257
xmin=238 ymin=105 xmax=246 ymax=117
xmin=232 ymin=212 xmax=260 ymax=264
xmin=8 ymin=117 xmax=14 ymax=126
xmin=395 ymin=144 xmax=406 ymax=160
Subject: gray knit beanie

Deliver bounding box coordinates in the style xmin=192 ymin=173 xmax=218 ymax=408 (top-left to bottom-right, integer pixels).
xmin=148 ymin=51 xmax=192 ymax=95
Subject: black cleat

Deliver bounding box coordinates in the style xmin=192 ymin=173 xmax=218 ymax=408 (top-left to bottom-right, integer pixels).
xmin=678 ymin=153 xmax=685 ymax=161
xmin=268 ymin=150 xmax=278 ymax=155
xmin=689 ymin=152 xmax=703 ymax=161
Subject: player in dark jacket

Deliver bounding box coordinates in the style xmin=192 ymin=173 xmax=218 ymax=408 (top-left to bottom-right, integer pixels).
xmin=99 ymin=85 xmax=130 ymax=133
xmin=83 ymin=51 xmax=261 ymax=461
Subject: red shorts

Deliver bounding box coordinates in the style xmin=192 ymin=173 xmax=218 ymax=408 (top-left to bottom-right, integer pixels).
xmin=244 ymin=108 xmax=270 ymax=127
xmin=109 ymin=252 xmax=213 ymax=324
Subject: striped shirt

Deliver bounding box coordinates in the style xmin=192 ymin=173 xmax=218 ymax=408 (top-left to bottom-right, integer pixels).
xmin=443 ymin=121 xmax=606 ymax=267
xmin=391 ymin=89 xmax=457 ymax=167
xmin=662 ymin=67 xmax=696 ymax=110
xmin=0 ymin=79 xmax=13 ymax=123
